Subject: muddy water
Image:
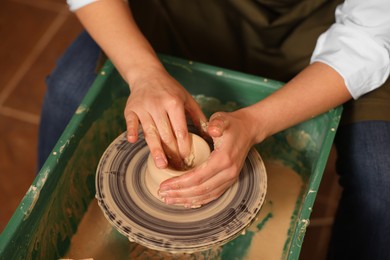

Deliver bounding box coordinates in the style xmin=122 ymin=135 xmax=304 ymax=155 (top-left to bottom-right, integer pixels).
xmin=64 ymin=160 xmax=302 ymax=260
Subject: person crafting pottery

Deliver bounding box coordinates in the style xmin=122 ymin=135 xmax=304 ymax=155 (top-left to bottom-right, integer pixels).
xmin=38 ymin=0 xmax=390 ymax=259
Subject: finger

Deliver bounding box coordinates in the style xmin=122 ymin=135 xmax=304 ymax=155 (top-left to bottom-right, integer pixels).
xmin=208 ymin=112 xmax=229 ymax=137
xmin=154 ymin=115 xmax=183 ymax=170
xmin=161 ymin=176 xmax=236 ymax=207
xmin=159 ymin=150 xmax=237 ymax=192
xmin=141 ymin=114 xmax=168 ymax=169
xmin=163 ymin=181 xmax=234 ymax=208
xmin=167 ymin=105 xmax=192 ymax=162
xmin=160 ymin=170 xmax=235 ymax=199
xmin=185 ymin=97 xmax=208 ymax=135
xmin=124 ymin=110 xmax=139 ymax=143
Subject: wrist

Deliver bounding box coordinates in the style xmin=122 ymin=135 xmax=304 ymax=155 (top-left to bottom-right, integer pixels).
xmin=124 ymin=60 xmax=166 ymax=90
xmin=237 ymin=106 xmax=270 ymax=145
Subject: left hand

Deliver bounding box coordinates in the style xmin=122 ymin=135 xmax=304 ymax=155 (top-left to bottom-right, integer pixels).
xmin=158 ymin=109 xmax=261 ymax=207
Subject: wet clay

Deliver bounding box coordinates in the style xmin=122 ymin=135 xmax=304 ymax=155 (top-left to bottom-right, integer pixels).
xmin=145 ymin=133 xmax=211 ymax=200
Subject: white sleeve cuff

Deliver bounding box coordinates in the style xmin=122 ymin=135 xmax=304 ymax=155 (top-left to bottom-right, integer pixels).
xmin=67 ymin=0 xmax=98 ymax=11
xmin=310 ymin=1 xmax=390 ymax=99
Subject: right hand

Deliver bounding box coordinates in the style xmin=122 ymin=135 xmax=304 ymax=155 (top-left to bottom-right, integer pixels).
xmin=124 ymin=66 xmax=207 ymax=170
xmin=158 ymin=109 xmax=262 ymax=207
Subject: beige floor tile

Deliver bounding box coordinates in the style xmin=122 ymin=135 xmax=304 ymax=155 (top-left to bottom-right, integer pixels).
xmin=0 ymin=1 xmax=57 ymax=91
xmin=3 ymin=14 xmax=83 ymax=115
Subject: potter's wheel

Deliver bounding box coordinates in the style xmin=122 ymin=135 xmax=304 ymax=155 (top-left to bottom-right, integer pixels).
xmin=96 ymin=131 xmax=267 ymax=253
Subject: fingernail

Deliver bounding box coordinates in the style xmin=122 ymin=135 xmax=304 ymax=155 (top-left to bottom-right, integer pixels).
xmin=184 ymin=154 xmax=195 ymax=168
xmin=164 ymin=198 xmax=174 ymax=205
xmin=155 ymin=156 xmax=167 ymax=169
xmin=127 ymin=134 xmax=136 ymax=143
xmin=159 ymin=185 xmax=169 ymax=192
xmin=158 ymin=190 xmax=168 ymax=198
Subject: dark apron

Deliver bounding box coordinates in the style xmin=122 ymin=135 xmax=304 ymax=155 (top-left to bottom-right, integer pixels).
xmin=129 ymin=0 xmax=390 ymax=124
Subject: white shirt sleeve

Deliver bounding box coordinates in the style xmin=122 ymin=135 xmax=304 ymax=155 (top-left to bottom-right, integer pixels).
xmin=67 ymin=0 xmax=98 ymax=11
xmin=310 ymin=0 xmax=390 ymax=99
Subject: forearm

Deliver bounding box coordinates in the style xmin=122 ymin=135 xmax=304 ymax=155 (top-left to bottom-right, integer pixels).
xmin=74 ymin=0 xmax=164 ymax=86
xmin=248 ymin=62 xmax=352 ymax=143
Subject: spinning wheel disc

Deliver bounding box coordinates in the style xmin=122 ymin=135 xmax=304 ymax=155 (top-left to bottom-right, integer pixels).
xmin=96 ymin=132 xmax=267 ymax=253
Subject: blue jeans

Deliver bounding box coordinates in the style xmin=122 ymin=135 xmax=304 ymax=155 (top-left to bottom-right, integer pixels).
xmin=329 ymin=121 xmax=390 ymax=260
xmin=38 ymin=31 xmax=100 ymax=169
xmin=39 ymin=32 xmax=390 ymax=259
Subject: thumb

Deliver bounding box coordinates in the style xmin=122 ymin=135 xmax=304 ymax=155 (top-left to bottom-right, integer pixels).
xmin=208 ymin=112 xmax=229 ymax=138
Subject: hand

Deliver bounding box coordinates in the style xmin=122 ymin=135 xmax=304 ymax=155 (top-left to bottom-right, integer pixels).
xmin=124 ymin=66 xmax=207 ymax=170
xmin=158 ymin=109 xmax=261 ymax=207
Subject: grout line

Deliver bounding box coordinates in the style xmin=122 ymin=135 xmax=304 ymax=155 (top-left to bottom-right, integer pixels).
xmin=0 ymin=10 xmax=69 ymax=109
xmin=9 ymin=0 xmax=68 ymax=13
xmin=0 ymin=107 xmax=40 ymax=125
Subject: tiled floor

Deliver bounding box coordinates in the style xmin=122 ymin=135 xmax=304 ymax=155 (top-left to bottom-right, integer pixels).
xmin=0 ymin=1 xmax=342 ymax=258
xmin=0 ymin=0 xmax=83 ymax=233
